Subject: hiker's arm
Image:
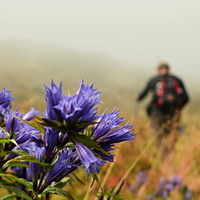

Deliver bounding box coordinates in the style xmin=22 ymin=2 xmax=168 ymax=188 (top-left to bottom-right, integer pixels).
xmin=136 ymin=79 xmax=153 ymax=101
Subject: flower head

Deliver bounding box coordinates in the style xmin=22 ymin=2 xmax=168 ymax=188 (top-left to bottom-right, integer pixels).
xmin=147 ymin=175 xmax=193 ymax=200
xmin=45 ymin=149 xmax=76 ymax=184
xmin=25 ymin=144 xmax=45 ymax=181
xmin=44 ymin=127 xmax=60 ymax=162
xmin=135 ymin=171 xmax=148 ymax=187
xmin=22 ymin=108 xmax=39 ymax=121
xmin=5 ymin=110 xmax=40 ymax=145
xmin=54 ymin=81 xmax=101 ymax=126
xmin=75 ymin=142 xmax=105 ymax=174
xmin=11 ymin=143 xmax=45 ymax=182
xmin=0 ymin=87 xmax=14 ymax=117
xmin=171 ymin=175 xmax=182 ymax=186
xmin=44 ymin=80 xmax=63 ymax=121
xmin=92 ymin=110 xmax=134 ymax=161
xmin=184 ymin=188 xmax=192 ymax=200
xmin=44 ymin=81 xmax=101 ymax=133
xmin=130 ymin=171 xmax=148 ymax=194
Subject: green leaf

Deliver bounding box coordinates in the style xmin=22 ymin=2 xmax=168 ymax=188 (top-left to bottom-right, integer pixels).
xmin=4 ymin=155 xmax=50 ymax=169
xmin=99 ymin=192 xmax=124 ymax=200
xmin=73 ymin=133 xmax=109 ymax=156
xmin=0 ymin=173 xmax=33 ymax=191
xmin=34 ymin=116 xmax=100 ymax=133
xmin=64 ymin=141 xmax=74 ymax=148
xmin=75 ymin=121 xmax=99 ymax=129
xmin=53 ymin=177 xmax=71 ymax=189
xmin=0 ymin=176 xmax=15 ymax=187
xmin=0 ymin=185 xmax=32 ymax=200
xmin=2 ymin=161 xmax=30 ymax=169
xmin=0 ymin=148 xmax=5 ymax=158
xmin=91 ymin=173 xmax=102 ymax=191
xmin=43 ymin=187 xmax=75 ymax=200
xmin=10 ymin=139 xmax=19 ymax=147
xmin=84 ymin=126 xmax=94 ymax=137
xmin=1 ymin=194 xmax=17 ymax=200
xmin=6 ymin=150 xmax=29 ymax=156
xmin=0 ymin=127 xmax=10 ymax=138
xmin=113 ymin=179 xmax=125 ymax=196
xmin=0 ymin=138 xmax=19 ymax=148
xmin=0 ymin=139 xmax=12 ymax=144
xmin=34 ymin=116 xmax=66 ymax=130
xmin=71 ymin=173 xmax=85 ymax=185
xmin=13 ymin=114 xmax=44 ymax=133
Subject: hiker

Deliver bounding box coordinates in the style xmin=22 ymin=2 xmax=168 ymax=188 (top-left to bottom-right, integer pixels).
xmin=135 ymin=62 xmax=189 ymax=159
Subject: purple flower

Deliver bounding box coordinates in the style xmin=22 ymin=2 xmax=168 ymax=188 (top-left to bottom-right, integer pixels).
xmin=5 ymin=111 xmax=39 ymax=145
xmin=184 ymin=189 xmax=192 ymax=200
xmin=155 ymin=189 xmax=168 ymax=199
xmin=147 ymin=175 xmax=193 ymax=200
xmin=54 ymin=81 xmax=101 ymax=126
xmin=158 ymin=177 xmax=167 ymax=188
xmin=0 ymin=87 xmax=14 ymax=117
xmin=165 ymin=182 xmax=174 ymax=191
xmin=45 ymin=149 xmax=76 ymax=185
xmin=11 ymin=143 xmax=45 ymax=182
xmin=135 ymin=171 xmax=148 ymax=187
xmin=44 ymin=80 xmax=63 ymax=121
xmin=0 ymin=130 xmax=6 ymax=138
xmin=44 ymin=128 xmax=59 ymax=162
xmin=75 ymin=142 xmax=105 ymax=174
xmin=180 ymin=185 xmax=193 ymax=200
xmin=130 ymin=171 xmax=147 ymax=194
xmin=22 ymin=108 xmax=39 ymax=121
xmin=171 ymin=175 xmax=182 ymax=186
xmin=5 ymin=111 xmax=19 ymax=137
xmin=44 ymin=81 xmax=101 ymax=132
xmin=11 ymin=166 xmax=27 ymax=179
xmin=25 ymin=144 xmax=45 ymax=182
xmin=92 ymin=110 xmax=123 ymax=139
xmin=92 ymin=110 xmax=134 ymax=161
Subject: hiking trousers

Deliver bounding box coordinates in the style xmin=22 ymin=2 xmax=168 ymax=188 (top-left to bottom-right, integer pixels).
xmin=150 ymin=109 xmax=181 ymax=160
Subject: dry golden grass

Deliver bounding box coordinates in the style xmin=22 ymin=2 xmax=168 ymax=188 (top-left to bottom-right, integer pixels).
xmin=51 ymin=105 xmax=200 ymax=200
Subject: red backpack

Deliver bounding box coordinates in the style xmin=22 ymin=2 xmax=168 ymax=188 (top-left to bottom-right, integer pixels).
xmin=155 ymin=76 xmax=184 ymax=109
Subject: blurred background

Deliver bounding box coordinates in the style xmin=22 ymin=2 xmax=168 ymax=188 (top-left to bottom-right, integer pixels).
xmin=0 ymin=1 xmax=200 ymax=199
xmin=0 ymin=0 xmax=199 ymax=111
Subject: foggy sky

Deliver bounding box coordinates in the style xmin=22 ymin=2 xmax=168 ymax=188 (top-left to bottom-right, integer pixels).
xmin=0 ymin=0 xmax=200 ymax=79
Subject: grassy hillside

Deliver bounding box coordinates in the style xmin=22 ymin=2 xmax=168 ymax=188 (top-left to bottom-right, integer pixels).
xmin=0 ymin=39 xmax=147 ymax=112
xmin=0 ymin=39 xmax=199 ymax=199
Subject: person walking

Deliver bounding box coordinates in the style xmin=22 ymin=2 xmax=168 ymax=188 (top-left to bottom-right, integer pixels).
xmin=136 ymin=62 xmax=189 ymax=159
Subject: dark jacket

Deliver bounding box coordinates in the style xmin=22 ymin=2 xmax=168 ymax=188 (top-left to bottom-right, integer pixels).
xmin=137 ymin=74 xmax=189 ymax=116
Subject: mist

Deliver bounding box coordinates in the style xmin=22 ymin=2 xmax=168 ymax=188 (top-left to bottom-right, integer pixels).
xmin=0 ymin=39 xmax=143 ymax=112
xmin=0 ymin=39 xmax=198 ymax=115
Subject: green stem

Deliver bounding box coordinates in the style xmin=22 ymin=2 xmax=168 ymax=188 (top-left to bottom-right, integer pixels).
xmin=37 ymin=172 xmax=46 ymax=193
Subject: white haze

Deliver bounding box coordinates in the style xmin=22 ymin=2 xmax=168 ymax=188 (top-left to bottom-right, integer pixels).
xmin=0 ymin=0 xmax=199 ymax=97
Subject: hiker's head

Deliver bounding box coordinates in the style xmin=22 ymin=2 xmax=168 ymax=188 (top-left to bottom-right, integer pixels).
xmin=157 ymin=62 xmax=170 ymax=75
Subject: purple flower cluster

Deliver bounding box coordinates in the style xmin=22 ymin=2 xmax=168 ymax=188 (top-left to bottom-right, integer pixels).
xmin=130 ymin=171 xmax=148 ymax=194
xmin=0 ymin=108 xmax=40 ymax=168
xmin=0 ymin=81 xmax=134 ymax=195
xmin=5 ymin=110 xmax=39 ymax=144
xmin=130 ymin=172 xmax=192 ymax=200
xmin=147 ymin=175 xmax=192 ymax=200
xmin=44 ymin=80 xmax=101 ymax=125
xmin=0 ymin=92 xmax=40 ymax=181
xmin=41 ymin=80 xmax=134 ymax=176
xmin=0 ymin=87 xmax=14 ymax=118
